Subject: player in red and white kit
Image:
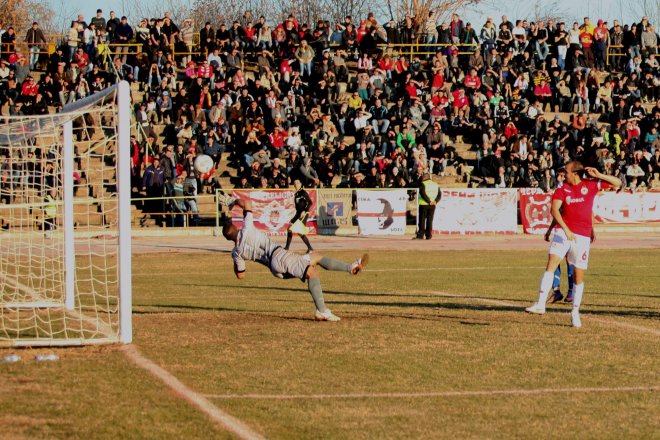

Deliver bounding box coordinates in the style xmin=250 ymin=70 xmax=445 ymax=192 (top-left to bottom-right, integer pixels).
xmin=525 ymin=161 xmax=621 ymax=328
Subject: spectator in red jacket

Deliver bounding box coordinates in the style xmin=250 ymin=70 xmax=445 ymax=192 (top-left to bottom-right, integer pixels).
xmin=533 ymin=79 xmax=552 ymax=111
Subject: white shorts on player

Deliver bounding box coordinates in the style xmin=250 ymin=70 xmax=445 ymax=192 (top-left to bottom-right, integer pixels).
xmin=548 ymin=228 xmax=591 ymax=270
xmin=270 ymin=247 xmax=311 ymax=280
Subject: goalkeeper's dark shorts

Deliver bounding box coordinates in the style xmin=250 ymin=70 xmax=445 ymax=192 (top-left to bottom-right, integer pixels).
xmin=269 ymin=247 xmax=311 ymax=281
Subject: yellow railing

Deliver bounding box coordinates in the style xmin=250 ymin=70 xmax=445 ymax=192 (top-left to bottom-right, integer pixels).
xmin=136 ymin=193 xmax=216 ymax=227
xmin=17 ymin=32 xmax=648 ymax=72
xmin=606 ymin=44 xmax=626 ymax=66
xmin=376 ymin=42 xmax=479 ymax=60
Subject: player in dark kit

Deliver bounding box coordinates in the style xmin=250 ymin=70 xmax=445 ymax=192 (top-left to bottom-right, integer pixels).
xmin=285 ymin=179 xmax=314 ymax=253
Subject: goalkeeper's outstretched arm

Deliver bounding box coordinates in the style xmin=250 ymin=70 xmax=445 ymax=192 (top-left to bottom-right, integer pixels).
xmin=234 ymin=196 xmax=253 ymax=213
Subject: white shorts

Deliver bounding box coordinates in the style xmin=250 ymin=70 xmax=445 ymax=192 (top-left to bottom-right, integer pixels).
xmin=548 ymin=229 xmax=591 ymax=270
xmin=269 ymin=248 xmax=311 ymax=281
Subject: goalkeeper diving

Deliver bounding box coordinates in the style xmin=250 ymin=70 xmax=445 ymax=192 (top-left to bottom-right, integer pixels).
xmin=218 ymin=193 xmax=368 ymax=322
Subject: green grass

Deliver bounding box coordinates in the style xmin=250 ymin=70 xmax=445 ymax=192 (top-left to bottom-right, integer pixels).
xmin=2 ymin=248 xmax=659 ymax=439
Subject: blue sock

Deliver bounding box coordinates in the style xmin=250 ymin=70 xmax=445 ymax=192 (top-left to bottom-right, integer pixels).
xmin=553 ymin=266 xmax=561 ymax=290
xmin=567 ymin=263 xmax=575 ymax=294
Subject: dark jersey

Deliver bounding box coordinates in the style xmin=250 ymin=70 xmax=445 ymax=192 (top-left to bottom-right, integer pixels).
xmin=292 ymin=188 xmax=312 ymax=223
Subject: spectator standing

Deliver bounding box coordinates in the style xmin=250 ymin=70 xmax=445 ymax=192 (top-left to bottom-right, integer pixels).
xmin=106 ymin=11 xmax=120 ymax=43
xmin=67 ymin=22 xmax=80 ymax=62
xmin=1 ymin=27 xmax=16 ymax=61
xmin=641 ymin=25 xmax=658 ymax=58
xmin=114 ymin=16 xmax=133 ymax=64
xmin=295 ymin=40 xmax=315 ymax=79
xmin=25 ymin=22 xmax=46 ymax=70
xmin=422 ymin=11 xmax=439 ymax=58
xmin=593 ymin=20 xmax=609 ymax=70
xmin=90 ymin=9 xmax=106 ymax=32
xmin=142 ymin=156 xmax=165 ymax=226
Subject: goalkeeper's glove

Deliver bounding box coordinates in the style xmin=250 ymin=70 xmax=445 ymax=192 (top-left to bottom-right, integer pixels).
xmin=218 ymin=191 xmax=236 ymax=209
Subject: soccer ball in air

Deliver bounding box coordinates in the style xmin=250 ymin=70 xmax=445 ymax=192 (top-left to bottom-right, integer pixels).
xmin=194 ymin=154 xmax=214 ymax=174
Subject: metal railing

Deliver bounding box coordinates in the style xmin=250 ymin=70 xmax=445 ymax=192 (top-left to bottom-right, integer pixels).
xmin=376 ymin=42 xmax=478 ymax=61
xmin=135 ymin=193 xmax=216 ymax=227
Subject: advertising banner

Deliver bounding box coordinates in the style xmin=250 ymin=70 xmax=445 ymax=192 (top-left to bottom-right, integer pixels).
xmin=594 ymin=191 xmax=660 ymax=223
xmin=519 ymin=190 xmax=660 ymax=234
xmin=434 ymin=189 xmax=518 ymax=234
xmin=519 ymin=188 xmax=553 ymax=234
xmin=231 ymin=189 xmax=317 ymax=236
xmin=317 ymin=190 xmax=353 ymax=234
xmin=356 ymin=189 xmax=407 ymax=235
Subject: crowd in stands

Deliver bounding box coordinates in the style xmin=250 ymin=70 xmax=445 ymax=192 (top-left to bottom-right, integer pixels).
xmin=1 ymin=9 xmax=660 ymax=206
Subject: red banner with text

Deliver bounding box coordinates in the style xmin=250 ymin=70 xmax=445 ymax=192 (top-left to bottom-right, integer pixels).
xmin=230 ymin=189 xmax=318 ymax=236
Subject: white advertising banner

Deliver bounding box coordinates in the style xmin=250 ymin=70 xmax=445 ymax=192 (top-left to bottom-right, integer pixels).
xmin=433 ymin=189 xmax=518 ymax=234
xmin=594 ymin=191 xmax=660 ymax=223
xmin=356 ymin=189 xmax=408 ymax=235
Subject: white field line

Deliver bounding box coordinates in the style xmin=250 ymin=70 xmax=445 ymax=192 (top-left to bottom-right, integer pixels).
xmin=121 ymin=345 xmax=265 ymax=440
xmin=423 ymin=290 xmax=660 ymax=337
xmin=590 ymin=318 xmax=660 ymax=337
xmin=203 ymin=385 xmax=658 ymax=400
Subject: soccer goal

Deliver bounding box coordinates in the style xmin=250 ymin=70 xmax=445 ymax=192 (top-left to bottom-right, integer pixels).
xmin=0 ymin=81 xmax=132 ymax=347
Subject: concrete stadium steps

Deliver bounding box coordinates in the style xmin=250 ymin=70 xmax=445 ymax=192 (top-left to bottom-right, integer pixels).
xmin=0 ymin=205 xmax=39 ymax=229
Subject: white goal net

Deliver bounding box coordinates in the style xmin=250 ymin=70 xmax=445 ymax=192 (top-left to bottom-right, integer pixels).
xmin=0 ymin=82 xmax=132 ymax=347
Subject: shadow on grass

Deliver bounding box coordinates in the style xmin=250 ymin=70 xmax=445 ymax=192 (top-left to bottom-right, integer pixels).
xmin=595 ymin=291 xmax=660 ymax=300
xmin=328 ymin=299 xmax=522 ymax=313
xmin=582 ymin=308 xmax=660 ymax=320
xmin=178 ymin=284 xmax=533 ymax=305
xmin=137 ymin=287 xmax=660 ymax=322
xmin=327 ymin=300 xmax=660 ymax=321
xmin=133 ymin=305 xmax=248 ymax=314
xmin=586 ymin=302 xmax=658 ymax=310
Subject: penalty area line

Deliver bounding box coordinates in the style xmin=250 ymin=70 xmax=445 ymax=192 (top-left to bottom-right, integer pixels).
xmin=121 ymin=345 xmax=265 ymax=440
xmin=203 ymin=385 xmax=659 ymax=400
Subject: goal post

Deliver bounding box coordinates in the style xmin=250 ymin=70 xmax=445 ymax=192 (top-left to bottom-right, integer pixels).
xmin=117 ymin=80 xmax=132 ymax=344
xmin=0 ymin=81 xmax=132 ymax=347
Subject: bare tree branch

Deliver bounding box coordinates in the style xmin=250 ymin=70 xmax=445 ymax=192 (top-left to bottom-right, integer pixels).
xmin=0 ymin=0 xmax=56 ymax=34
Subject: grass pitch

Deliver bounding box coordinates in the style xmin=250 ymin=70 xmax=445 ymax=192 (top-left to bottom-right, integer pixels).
xmin=2 ymin=246 xmax=659 ymax=439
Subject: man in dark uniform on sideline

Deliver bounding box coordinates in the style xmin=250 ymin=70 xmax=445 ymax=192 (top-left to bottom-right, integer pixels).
xmin=285 ymin=179 xmax=313 ymax=252
xmin=415 ymin=173 xmax=441 ymax=240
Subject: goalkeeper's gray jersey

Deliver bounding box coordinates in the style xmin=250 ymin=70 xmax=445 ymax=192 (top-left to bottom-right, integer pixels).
xmin=232 ymin=211 xmax=279 ymax=272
